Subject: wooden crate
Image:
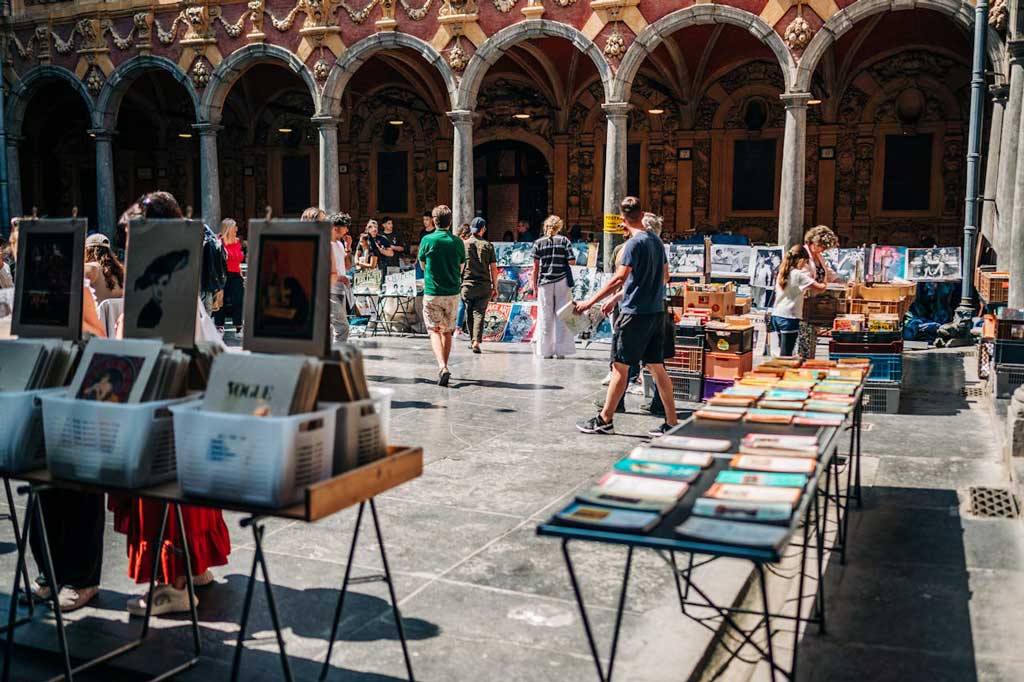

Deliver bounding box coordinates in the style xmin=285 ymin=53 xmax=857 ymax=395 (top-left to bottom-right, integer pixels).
xmin=978 ymin=269 xmax=1009 ymax=304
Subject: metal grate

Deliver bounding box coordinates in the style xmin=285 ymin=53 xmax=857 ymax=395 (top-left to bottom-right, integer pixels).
xmin=967 ymin=487 xmax=1021 ymax=519
xmin=962 ymin=386 xmax=987 ymax=398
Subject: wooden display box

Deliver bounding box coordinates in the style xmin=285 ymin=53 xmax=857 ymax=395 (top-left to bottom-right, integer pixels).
xmin=683 ymin=283 xmax=736 ymax=319
xmin=977 ymin=268 xmax=1009 ymax=304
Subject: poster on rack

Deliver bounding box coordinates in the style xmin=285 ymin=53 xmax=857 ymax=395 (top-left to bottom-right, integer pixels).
xmin=571 ymin=266 xmax=597 ymax=301
xmin=502 ymin=303 xmax=538 ymax=342
xmin=482 ymin=302 xmax=512 ymax=342
xmin=665 ymin=244 xmax=705 ymax=275
xmin=906 ymin=247 xmax=962 ymax=281
xmin=823 ymin=247 xmax=868 ymax=282
xmin=382 ymin=270 xmax=417 ymax=296
xmin=352 ymin=269 xmax=383 ymax=294
xmin=870 ymin=246 xmax=908 ymax=283
xmin=494 ymin=243 xmax=534 ymax=267
xmin=710 ymin=245 xmax=752 ymax=276
xmin=748 ymin=246 xmax=784 ymax=288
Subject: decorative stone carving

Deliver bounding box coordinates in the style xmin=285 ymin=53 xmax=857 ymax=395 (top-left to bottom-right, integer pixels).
xmin=133 ymin=11 xmax=153 ymax=43
xmin=990 ymin=0 xmax=1008 ymax=34
xmin=248 ymin=0 xmax=266 ymax=34
xmin=441 ymin=0 xmax=478 ymax=17
xmin=604 ymin=27 xmax=626 ymax=60
xmin=448 ymin=40 xmax=468 ymax=72
xmin=85 ymin=67 xmax=104 ymax=95
xmin=190 ymin=57 xmax=212 ymax=88
xmin=783 ymin=14 xmax=813 ymax=51
xmin=493 ymin=0 xmax=517 ymax=12
xmin=313 ymin=58 xmax=331 ymax=81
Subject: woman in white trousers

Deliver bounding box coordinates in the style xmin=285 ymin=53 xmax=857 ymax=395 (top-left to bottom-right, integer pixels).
xmin=531 ymin=215 xmax=576 ymax=358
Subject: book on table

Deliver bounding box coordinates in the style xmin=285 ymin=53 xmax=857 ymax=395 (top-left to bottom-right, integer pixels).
xmin=744 ymin=408 xmax=796 ymax=424
xmin=729 ymin=455 xmax=816 ymax=474
xmin=577 ymin=472 xmax=690 ymax=512
xmin=203 ymin=352 xmax=323 ymax=417
xmin=613 ymin=459 xmax=702 ymax=482
xmin=707 ymin=394 xmax=757 ymax=407
xmin=675 ymin=516 xmax=790 ymax=550
xmin=555 ymin=502 xmax=662 ymax=533
xmin=793 ymin=411 xmax=844 ymax=427
xmin=695 ymin=406 xmax=746 ymax=421
xmin=626 ymin=446 xmax=713 ymax=467
xmin=705 ymin=483 xmax=801 ymax=506
xmin=68 ymin=338 xmax=167 ymax=404
xmin=692 ymin=498 xmax=793 ymax=524
xmin=650 ymin=435 xmax=732 ymax=452
xmin=715 ymin=471 xmax=809 ymax=488
xmin=739 ymin=434 xmax=819 ymax=458
xmin=803 ymin=399 xmax=854 ymax=414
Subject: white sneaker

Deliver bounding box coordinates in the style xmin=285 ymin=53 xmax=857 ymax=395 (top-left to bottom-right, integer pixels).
xmin=126 ymin=584 xmax=197 ymax=617
xmin=600 ymin=371 xmax=614 ymax=385
xmin=626 ymin=382 xmax=645 ymax=396
xmin=57 ymin=586 xmax=98 ymax=612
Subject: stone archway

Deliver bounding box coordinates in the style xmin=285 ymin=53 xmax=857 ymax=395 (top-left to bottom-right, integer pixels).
xmin=321 ymin=32 xmax=458 ymax=117
xmin=613 ymin=6 xmax=795 ymax=103
xmin=6 ymin=65 xmax=94 ymax=138
xmin=457 ymin=19 xmax=615 ymax=111
xmin=94 ymin=55 xmax=200 ymax=132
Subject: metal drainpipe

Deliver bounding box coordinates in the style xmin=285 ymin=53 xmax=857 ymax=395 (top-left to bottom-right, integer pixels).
xmin=956 ymin=0 xmax=990 ymax=326
xmin=0 ymin=23 xmax=10 ymax=237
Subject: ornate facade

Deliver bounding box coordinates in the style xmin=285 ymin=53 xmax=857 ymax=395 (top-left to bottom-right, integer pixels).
xmin=0 ymin=0 xmax=1007 ymax=249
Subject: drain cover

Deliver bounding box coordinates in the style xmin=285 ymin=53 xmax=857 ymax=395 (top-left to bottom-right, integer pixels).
xmin=962 ymin=386 xmax=987 ymax=398
xmin=967 ymin=487 xmax=1021 ymax=519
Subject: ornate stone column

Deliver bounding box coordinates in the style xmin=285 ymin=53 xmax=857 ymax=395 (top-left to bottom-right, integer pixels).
xmin=602 ymin=102 xmax=629 ymax=271
xmin=6 ymin=135 xmax=22 ymax=221
xmin=448 ymin=110 xmax=474 ymax=229
xmin=984 ymin=85 xmax=1008 ymax=254
xmin=778 ymin=93 xmax=811 ymax=249
xmin=313 ymin=116 xmax=340 ymax=214
xmin=194 ymin=123 xmax=222 ymax=230
xmin=997 ymin=41 xmax=1024 ymax=267
xmin=89 ymin=128 xmax=116 ymax=240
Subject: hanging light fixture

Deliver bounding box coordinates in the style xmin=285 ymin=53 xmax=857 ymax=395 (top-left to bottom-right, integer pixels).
xmin=512 ymin=113 xmax=531 ymax=120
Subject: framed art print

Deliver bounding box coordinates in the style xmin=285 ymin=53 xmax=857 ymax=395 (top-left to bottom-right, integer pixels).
xmin=12 ymin=218 xmax=86 ymax=340
xmin=243 ymin=219 xmax=332 ymax=356
xmin=123 ymin=219 xmax=205 ymax=348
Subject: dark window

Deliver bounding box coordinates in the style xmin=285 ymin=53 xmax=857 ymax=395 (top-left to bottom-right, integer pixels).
xmin=377 ymin=151 xmax=408 ymax=214
xmin=281 ymin=155 xmax=311 ymax=216
xmin=627 ymin=143 xmax=641 ymax=197
xmin=883 ymin=134 xmax=932 ymax=211
xmin=732 ymin=139 xmax=776 ymax=211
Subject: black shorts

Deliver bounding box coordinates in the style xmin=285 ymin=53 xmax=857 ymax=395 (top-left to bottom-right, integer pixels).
xmin=612 ymin=312 xmax=666 ymax=366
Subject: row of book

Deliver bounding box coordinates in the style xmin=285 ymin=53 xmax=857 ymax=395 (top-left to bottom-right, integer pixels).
xmin=0 ymin=339 xmax=80 ymax=392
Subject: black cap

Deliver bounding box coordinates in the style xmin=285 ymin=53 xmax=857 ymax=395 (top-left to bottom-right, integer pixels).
xmin=470 ymin=217 xmax=487 ymax=234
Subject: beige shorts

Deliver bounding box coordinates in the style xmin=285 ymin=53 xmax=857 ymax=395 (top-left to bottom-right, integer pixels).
xmin=423 ymin=294 xmax=460 ymax=333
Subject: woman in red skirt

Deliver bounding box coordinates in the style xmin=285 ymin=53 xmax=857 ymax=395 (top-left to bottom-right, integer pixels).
xmin=115 ymin=191 xmax=231 ymax=615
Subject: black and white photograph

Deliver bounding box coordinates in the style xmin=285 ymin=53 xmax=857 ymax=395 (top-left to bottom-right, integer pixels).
xmin=709 ymin=244 xmax=752 ymax=277
xmin=665 ymin=244 xmax=704 ymax=275
xmin=123 ymin=219 xmax=204 ymax=347
xmin=823 ymin=247 xmax=868 ymax=282
xmin=748 ymin=246 xmax=784 ymax=288
xmin=906 ymin=246 xmax=962 ymax=281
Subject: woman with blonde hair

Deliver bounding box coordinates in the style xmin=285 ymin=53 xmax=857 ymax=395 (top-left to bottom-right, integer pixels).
xmin=530 ymin=214 xmax=576 ymax=358
xmin=214 ymin=218 xmax=244 ymax=334
xmin=797 ymin=225 xmax=844 ymax=358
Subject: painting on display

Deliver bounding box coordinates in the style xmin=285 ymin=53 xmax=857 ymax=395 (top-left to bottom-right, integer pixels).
xmin=870 ymin=246 xmax=908 ymax=283
xmin=748 ymin=246 xmax=784 ymax=289
xmin=382 ymin=270 xmax=417 ymax=296
xmin=352 ymin=269 xmax=383 ymax=295
xmin=502 ymin=303 xmax=538 ymax=343
xmin=494 ymin=242 xmax=534 ymax=267
xmin=709 ymin=245 xmax=752 ymax=277
xmin=482 ymin=303 xmax=512 ymax=342
xmin=665 ymin=244 xmax=704 ymax=275
xmin=906 ymin=247 xmax=962 ymax=281
xmin=823 ymin=247 xmax=869 ymax=282
xmin=12 ymin=218 xmax=86 ymax=341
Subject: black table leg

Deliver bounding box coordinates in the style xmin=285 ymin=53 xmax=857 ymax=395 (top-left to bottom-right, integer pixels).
xmin=230 ymin=524 xmax=262 ymax=681
xmin=561 ymin=539 xmax=633 ymax=682
xmin=756 ymin=565 xmax=779 ymax=682
xmin=1 ymin=478 xmax=33 ymax=628
xmin=3 ymin=489 xmax=37 ymax=682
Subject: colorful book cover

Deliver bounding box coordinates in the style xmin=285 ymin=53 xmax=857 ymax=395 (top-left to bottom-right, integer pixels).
xmin=556 ymin=502 xmax=661 ymax=533
xmin=627 ymin=446 xmax=713 ymax=467
xmin=614 ymin=459 xmax=702 ymax=482
xmin=715 ymin=471 xmax=809 ymax=488
xmin=705 ymin=483 xmax=801 ymax=505
xmin=696 ymin=407 xmax=746 ymax=421
xmin=74 ymin=352 xmax=146 ymax=403
xmin=651 ymin=435 xmax=732 ymax=452
xmin=764 ymin=389 xmax=810 ymax=401
xmin=502 ymin=303 xmax=538 ymax=343
xmin=757 ymin=400 xmax=805 ymax=411
xmin=804 ymin=400 xmax=854 ymax=414
xmin=675 ymin=516 xmax=789 ymax=549
xmin=793 ymin=411 xmax=845 ymax=426
xmin=482 ymin=303 xmax=512 ymax=342
xmin=729 ymin=455 xmax=816 ymax=474
xmin=692 ymin=498 xmax=793 ymax=524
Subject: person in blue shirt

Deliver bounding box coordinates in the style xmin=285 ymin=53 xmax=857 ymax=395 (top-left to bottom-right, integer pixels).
xmin=574 ymin=196 xmax=677 ymax=437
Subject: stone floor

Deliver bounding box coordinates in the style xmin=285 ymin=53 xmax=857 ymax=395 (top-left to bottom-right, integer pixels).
xmin=1 ymin=336 xmax=1023 ymax=682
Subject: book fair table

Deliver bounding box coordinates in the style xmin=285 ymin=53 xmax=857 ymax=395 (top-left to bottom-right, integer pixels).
xmin=2 ymin=446 xmax=423 ymax=682
xmin=537 ymin=403 xmax=863 ymax=682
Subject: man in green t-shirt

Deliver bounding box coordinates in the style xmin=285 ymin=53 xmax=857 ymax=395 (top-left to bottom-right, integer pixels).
xmin=418 ymin=205 xmax=466 ymax=386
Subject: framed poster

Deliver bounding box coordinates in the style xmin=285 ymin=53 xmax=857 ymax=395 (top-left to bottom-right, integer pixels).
xmin=243 ymin=219 xmax=332 ymax=356
xmin=12 ymin=218 xmax=86 ymax=340
xmin=906 ymin=247 xmax=962 ymax=281
xmin=748 ymin=246 xmax=784 ymax=288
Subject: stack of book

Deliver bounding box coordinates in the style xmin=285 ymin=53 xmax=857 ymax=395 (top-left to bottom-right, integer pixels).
xmin=203 ymin=353 xmax=324 ymax=417
xmin=0 ymin=339 xmax=81 ymax=392
xmin=68 ymin=338 xmax=191 ymax=404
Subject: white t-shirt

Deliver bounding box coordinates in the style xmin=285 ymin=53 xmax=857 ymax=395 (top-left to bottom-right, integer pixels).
xmin=772 ymin=268 xmax=817 ymax=320
xmin=330 ymin=239 xmax=347 ymax=292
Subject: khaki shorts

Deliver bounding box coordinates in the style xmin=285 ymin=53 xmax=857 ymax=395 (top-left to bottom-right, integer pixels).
xmin=423 ymin=295 xmax=460 ymax=333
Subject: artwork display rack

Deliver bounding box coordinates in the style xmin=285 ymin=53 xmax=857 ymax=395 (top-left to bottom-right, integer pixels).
xmin=537 ymin=380 xmax=864 ymax=682
xmin=1 ymin=446 xmax=423 ymax=682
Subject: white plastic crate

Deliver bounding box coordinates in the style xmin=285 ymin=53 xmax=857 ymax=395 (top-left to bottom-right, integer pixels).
xmin=862 ymin=381 xmax=900 ymax=414
xmin=332 ymin=387 xmax=393 ymax=473
xmin=642 ymin=371 xmax=702 ymax=402
xmin=42 ymin=393 xmax=192 ymax=487
xmin=171 ymin=401 xmax=340 ymax=508
xmin=0 ymin=388 xmax=64 ymax=473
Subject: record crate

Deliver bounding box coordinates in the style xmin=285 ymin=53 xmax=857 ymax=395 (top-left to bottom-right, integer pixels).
xmin=992 ymin=363 xmax=1024 ymax=399
xmin=664 ymin=346 xmax=703 ymax=375
xmin=993 ymin=339 xmax=1024 ymax=365
xmin=172 ymin=401 xmax=340 ymax=507
xmin=977 ymin=268 xmax=1009 ymax=305
xmin=675 ymin=324 xmax=705 ymax=348
xmin=642 ymin=371 xmax=703 ymax=402
xmin=704 ymin=351 xmax=753 ymax=380
xmin=829 ymin=352 xmax=902 ymax=382
xmin=705 ymin=326 xmax=754 ymax=354
xmin=0 ymin=388 xmax=64 ymax=474
xmin=862 ymin=381 xmax=901 ymax=414
xmin=41 ymin=393 xmax=193 ymax=488
xmin=702 ymin=377 xmax=734 ymax=401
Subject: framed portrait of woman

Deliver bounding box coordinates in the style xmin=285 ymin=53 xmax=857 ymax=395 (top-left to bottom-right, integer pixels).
xmin=12 ymin=218 xmax=86 ymax=340
xmin=243 ymin=219 xmax=331 ymax=357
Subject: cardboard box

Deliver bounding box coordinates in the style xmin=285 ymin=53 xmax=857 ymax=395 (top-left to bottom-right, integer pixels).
xmin=734 ymin=298 xmax=751 ymax=315
xmin=848 ymin=283 xmax=915 ymax=302
xmin=683 ymin=283 xmax=736 ymax=319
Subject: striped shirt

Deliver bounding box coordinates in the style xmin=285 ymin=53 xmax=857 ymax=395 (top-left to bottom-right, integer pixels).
xmin=531 ymin=234 xmax=574 ymax=286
